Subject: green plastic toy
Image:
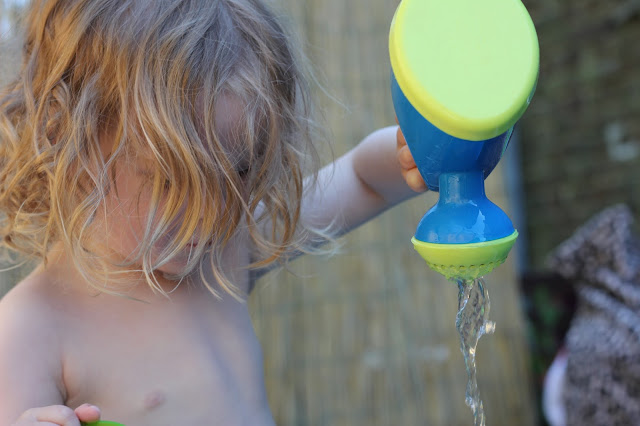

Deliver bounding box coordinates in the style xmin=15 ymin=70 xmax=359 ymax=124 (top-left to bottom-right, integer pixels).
xmin=81 ymin=421 xmax=125 ymax=426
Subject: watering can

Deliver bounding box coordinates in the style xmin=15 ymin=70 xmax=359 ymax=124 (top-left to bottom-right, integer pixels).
xmin=390 ymin=0 xmax=539 ymax=281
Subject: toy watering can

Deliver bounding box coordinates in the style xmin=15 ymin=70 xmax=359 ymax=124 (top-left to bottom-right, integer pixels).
xmin=389 ymin=0 xmax=539 ymax=281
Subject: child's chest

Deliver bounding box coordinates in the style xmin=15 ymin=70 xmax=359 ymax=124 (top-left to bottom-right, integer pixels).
xmin=61 ymin=292 xmax=274 ymax=426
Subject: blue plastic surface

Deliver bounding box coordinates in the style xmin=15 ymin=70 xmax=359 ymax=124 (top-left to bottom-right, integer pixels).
xmin=391 ymin=72 xmax=516 ymax=245
xmin=391 ymin=73 xmax=513 ymax=191
xmin=415 ymin=171 xmax=515 ymax=244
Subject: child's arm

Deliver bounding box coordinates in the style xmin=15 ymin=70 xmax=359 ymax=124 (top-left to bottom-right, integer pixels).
xmin=249 ymin=125 xmax=423 ymax=283
xmin=0 ymin=287 xmax=101 ymax=425
xmin=301 ymin=125 xmax=426 ymax=237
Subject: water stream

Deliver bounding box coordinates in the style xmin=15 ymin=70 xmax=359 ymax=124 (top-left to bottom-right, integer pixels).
xmin=455 ymin=278 xmax=495 ymax=426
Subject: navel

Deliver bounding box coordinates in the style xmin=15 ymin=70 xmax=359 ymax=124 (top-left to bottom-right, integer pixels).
xmin=143 ymin=390 xmax=166 ymax=411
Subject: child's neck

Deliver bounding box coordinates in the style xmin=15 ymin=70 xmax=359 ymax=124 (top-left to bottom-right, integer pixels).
xmin=42 ymin=241 xmax=223 ymax=302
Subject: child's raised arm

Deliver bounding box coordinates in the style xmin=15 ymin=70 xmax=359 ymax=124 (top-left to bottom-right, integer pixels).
xmin=301 ymin=125 xmax=426 ymax=238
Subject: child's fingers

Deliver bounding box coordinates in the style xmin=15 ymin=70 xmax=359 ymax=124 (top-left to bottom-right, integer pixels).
xmin=396 ymin=125 xmax=406 ymax=149
xmin=74 ymin=404 xmax=101 ymax=424
xmin=395 ymin=125 xmax=415 ymax=169
xmin=18 ymin=405 xmax=82 ymax=425
xmin=397 ymin=145 xmax=416 ymax=169
xmin=395 ymin=123 xmax=427 ymax=192
xmin=402 ymin=168 xmax=428 ymax=193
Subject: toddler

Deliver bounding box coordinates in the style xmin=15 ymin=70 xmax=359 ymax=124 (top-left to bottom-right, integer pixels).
xmin=0 ymin=0 xmax=426 ymax=424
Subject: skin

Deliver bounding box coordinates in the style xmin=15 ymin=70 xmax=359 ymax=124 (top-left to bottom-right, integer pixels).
xmin=0 ymin=124 xmax=425 ymax=426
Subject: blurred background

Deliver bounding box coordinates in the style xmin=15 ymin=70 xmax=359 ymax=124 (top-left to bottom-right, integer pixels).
xmin=1 ymin=0 xmax=638 ymax=425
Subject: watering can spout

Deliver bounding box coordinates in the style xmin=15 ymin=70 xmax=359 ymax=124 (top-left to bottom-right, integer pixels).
xmin=412 ymin=232 xmax=518 ymax=281
xmin=389 ymin=0 xmax=539 ymax=281
xmin=413 ymin=170 xmax=519 ymax=280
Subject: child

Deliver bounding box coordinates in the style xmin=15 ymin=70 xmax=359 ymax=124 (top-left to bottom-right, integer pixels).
xmin=0 ymin=0 xmax=426 ymax=425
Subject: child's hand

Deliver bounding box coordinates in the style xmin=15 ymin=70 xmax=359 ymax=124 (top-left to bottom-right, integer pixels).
xmin=396 ymin=126 xmax=428 ymax=192
xmin=12 ymin=403 xmax=101 ymax=426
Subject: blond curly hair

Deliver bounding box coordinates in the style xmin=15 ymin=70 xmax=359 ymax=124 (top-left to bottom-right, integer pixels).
xmin=0 ymin=0 xmax=328 ymax=298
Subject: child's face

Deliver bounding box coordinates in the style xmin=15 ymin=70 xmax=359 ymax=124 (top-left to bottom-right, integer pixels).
xmin=91 ymin=146 xmax=192 ymax=277
xmin=94 ymin=95 xmax=247 ymax=277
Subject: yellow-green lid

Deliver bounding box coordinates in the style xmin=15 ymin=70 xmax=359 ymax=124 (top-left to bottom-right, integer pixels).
xmin=412 ymin=231 xmax=518 ymax=281
xmin=389 ymin=0 xmax=539 ymax=141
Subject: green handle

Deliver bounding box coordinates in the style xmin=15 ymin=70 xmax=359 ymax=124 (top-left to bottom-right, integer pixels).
xmin=81 ymin=422 xmax=125 ymax=426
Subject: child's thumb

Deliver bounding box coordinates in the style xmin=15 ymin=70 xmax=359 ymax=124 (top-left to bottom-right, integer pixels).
xmin=74 ymin=403 xmax=101 ymax=423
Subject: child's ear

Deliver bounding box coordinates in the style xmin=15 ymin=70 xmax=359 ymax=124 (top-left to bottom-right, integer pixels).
xmin=44 ymin=108 xmax=60 ymax=146
xmin=42 ymin=84 xmax=69 ymax=147
xmin=46 ymin=126 xmax=59 ymax=146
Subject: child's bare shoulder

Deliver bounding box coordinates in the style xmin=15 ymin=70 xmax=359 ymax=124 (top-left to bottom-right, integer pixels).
xmin=0 ymin=269 xmax=67 ymax=361
xmin=1 ymin=269 xmax=63 ymax=320
xmin=0 ymin=270 xmax=67 ymax=417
